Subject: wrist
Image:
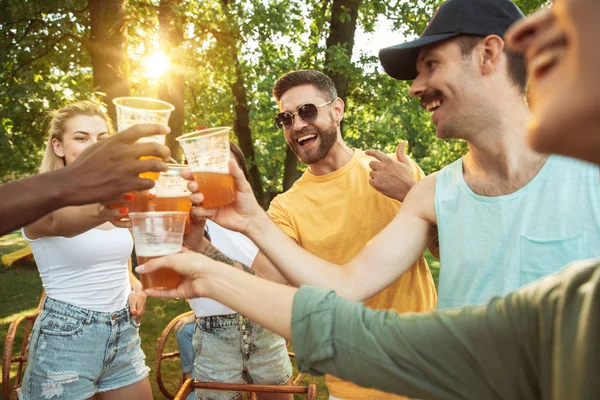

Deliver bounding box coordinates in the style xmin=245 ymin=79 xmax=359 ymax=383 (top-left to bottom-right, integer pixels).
xmin=202 ymin=259 xmax=229 ymax=299
xmin=48 ymin=169 xmax=75 ymax=209
xmin=246 ymin=209 xmax=270 ymax=240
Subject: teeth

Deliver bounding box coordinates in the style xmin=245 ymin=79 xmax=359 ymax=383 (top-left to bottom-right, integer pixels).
xmin=298 ymin=134 xmax=316 ymax=143
xmin=426 ymin=100 xmax=442 ymax=112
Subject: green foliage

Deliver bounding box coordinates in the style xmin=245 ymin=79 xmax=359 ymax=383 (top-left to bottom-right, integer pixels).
xmin=0 ymin=0 xmax=548 ymax=187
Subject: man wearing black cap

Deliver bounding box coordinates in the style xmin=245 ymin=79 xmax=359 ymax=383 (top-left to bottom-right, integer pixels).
xmin=172 ymin=0 xmax=599 ymax=319
xmin=367 ymin=0 xmax=600 ymax=310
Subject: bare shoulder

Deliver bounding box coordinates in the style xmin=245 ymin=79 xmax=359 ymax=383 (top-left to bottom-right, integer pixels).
xmin=401 ymin=172 xmax=438 ymax=225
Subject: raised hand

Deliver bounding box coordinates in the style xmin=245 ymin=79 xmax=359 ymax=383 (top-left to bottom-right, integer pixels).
xmin=365 ymin=141 xmax=416 ymax=202
xmin=67 ymin=124 xmax=171 ymax=206
xmin=183 ymin=159 xmax=261 ymax=234
xmin=136 ymin=251 xmax=216 ymax=299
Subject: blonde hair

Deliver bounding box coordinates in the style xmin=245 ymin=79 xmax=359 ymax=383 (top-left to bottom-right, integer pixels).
xmin=39 ymin=101 xmax=114 ymax=173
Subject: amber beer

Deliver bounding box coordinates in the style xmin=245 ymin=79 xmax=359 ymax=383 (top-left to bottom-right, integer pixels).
xmin=136 ymin=253 xmax=182 ymax=290
xmin=129 ymin=211 xmax=187 ymax=290
xmin=192 ymin=171 xmax=235 ymax=208
xmin=150 ymin=196 xmax=192 ymax=233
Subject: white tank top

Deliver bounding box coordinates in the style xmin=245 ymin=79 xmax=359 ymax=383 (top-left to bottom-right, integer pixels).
xmin=23 ymin=227 xmax=133 ymax=312
xmin=188 ymin=220 xmax=259 ymax=317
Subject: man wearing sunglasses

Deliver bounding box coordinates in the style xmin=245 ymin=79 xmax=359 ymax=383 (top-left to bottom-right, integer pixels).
xmin=258 ymin=70 xmax=436 ymax=400
xmin=186 ymin=0 xmax=598 ymax=330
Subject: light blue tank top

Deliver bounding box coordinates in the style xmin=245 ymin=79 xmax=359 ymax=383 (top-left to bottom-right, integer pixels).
xmin=435 ymin=155 xmax=600 ymax=310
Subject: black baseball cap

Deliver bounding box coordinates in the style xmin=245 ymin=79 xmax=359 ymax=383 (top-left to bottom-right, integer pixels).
xmin=379 ymin=0 xmax=525 ymax=80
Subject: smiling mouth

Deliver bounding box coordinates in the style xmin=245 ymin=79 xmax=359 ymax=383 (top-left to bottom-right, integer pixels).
xmin=297 ymin=134 xmax=317 ymax=147
xmin=424 ymin=99 xmax=442 ymax=113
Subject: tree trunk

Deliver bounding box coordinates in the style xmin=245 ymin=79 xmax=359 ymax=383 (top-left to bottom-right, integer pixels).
xmin=231 ymin=57 xmax=265 ymax=206
xmin=87 ymin=0 xmax=130 ymax=123
xmin=324 ymin=0 xmax=362 ymax=135
xmin=219 ymin=0 xmax=266 ymax=207
xmin=282 ymin=146 xmax=298 ymax=192
xmin=158 ymin=0 xmax=186 ymax=162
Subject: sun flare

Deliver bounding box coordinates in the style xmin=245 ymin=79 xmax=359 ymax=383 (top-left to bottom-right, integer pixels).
xmin=144 ymin=51 xmax=170 ymax=78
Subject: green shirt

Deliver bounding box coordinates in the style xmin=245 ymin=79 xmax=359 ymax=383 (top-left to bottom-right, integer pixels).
xmin=291 ymin=259 xmax=600 ymax=399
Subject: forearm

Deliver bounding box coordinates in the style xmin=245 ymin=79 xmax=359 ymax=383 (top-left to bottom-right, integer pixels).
xmin=130 ymin=271 xmax=143 ymax=292
xmin=246 ymin=211 xmax=358 ymax=297
xmin=207 ymin=264 xmax=296 ymax=340
xmin=203 ymin=242 xmax=256 ymax=275
xmin=292 ymin=287 xmax=534 ymax=400
xmin=0 ymin=171 xmax=70 ymax=235
xmin=49 ymin=204 xmax=106 ymax=237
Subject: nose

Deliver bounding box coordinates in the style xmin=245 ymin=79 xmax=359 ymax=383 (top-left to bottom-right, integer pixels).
xmin=291 ymin=112 xmax=308 ymax=132
xmin=408 ymin=74 xmax=426 ymax=99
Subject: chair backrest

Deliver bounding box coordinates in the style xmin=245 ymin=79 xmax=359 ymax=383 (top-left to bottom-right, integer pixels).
xmin=2 ymin=291 xmax=45 ymax=400
xmin=174 ymin=379 xmax=318 ymax=400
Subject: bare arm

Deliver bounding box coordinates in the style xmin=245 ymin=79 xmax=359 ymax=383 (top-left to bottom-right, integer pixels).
xmin=139 ymin=252 xmax=542 ymax=400
xmin=0 ymin=124 xmax=170 ymax=236
xmin=139 ymin=252 xmax=296 ymax=339
xmin=25 ymin=203 xmax=119 ymax=239
xmin=187 ymin=162 xmax=437 ymax=301
xmin=248 ymin=177 xmax=436 ymax=301
xmin=251 ymin=251 xmax=290 ymax=285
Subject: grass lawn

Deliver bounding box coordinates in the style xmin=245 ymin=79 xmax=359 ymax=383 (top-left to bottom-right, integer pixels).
xmin=0 ymin=232 xmax=439 ymax=399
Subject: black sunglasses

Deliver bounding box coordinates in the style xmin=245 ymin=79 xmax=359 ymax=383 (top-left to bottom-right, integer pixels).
xmin=274 ymin=101 xmax=334 ymax=131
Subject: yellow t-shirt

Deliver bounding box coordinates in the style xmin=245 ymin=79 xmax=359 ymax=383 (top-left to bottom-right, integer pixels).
xmin=268 ymin=149 xmax=437 ymax=400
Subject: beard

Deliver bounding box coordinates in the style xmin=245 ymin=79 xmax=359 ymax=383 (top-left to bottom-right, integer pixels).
xmin=287 ymin=119 xmax=338 ymax=165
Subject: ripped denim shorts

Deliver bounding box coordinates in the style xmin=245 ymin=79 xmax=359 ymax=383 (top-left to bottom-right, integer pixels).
xmin=192 ymin=313 xmax=292 ymax=400
xmin=18 ymin=297 xmax=149 ymax=400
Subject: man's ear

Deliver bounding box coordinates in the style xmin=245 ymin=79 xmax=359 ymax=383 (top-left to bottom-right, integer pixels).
xmin=480 ymin=35 xmax=505 ymax=75
xmin=51 ymin=138 xmax=64 ymax=157
xmin=333 ymin=97 xmax=345 ymax=124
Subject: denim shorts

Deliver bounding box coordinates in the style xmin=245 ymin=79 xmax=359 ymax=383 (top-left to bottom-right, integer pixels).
xmin=192 ymin=313 xmax=292 ymax=400
xmin=18 ymin=297 xmax=150 ymax=400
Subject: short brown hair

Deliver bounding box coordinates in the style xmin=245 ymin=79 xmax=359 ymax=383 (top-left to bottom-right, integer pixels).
xmin=273 ymin=70 xmax=337 ymax=102
xmin=456 ymin=35 xmax=527 ymax=93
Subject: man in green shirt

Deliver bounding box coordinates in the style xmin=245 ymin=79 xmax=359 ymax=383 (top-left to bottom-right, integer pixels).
xmin=138 ymin=0 xmax=600 ymax=398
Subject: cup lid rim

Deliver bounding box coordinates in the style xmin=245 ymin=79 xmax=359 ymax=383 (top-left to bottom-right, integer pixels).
xmin=112 ymin=96 xmax=175 ymax=112
xmin=128 ymin=211 xmax=188 ymax=218
xmin=176 ymin=126 xmax=231 ymax=142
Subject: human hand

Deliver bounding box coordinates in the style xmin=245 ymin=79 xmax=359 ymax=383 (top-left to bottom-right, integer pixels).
xmin=174 ymin=314 xmax=196 ymax=334
xmin=183 ymin=159 xmax=261 ymax=234
xmin=99 ymin=204 xmax=132 ymax=229
xmin=366 ymin=141 xmax=416 ymax=202
xmin=183 ymin=211 xmax=208 ymax=253
xmin=128 ymin=288 xmax=147 ymax=324
xmin=65 ymin=124 xmax=171 ymax=206
xmin=136 ymin=251 xmax=218 ymax=299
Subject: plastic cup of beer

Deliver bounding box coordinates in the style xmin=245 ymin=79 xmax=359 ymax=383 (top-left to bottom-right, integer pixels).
xmin=150 ymin=164 xmax=192 ymax=233
xmin=112 ymin=97 xmax=175 ymax=180
xmin=176 ymin=127 xmax=235 ymax=208
xmin=129 ymin=211 xmax=187 ymax=290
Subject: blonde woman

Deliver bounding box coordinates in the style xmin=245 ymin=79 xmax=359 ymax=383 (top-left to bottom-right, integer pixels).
xmin=19 ymin=101 xmax=152 ymax=400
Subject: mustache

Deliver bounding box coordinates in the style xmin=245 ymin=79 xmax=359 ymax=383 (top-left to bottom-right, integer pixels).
xmin=420 ymin=90 xmax=443 ymax=108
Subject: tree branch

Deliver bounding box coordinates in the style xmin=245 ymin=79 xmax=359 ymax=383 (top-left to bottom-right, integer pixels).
xmin=2 ymin=33 xmax=83 ymax=86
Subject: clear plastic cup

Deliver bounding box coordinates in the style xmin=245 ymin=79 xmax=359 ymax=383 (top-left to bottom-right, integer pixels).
xmin=113 ymin=97 xmax=175 ymax=180
xmin=176 ymin=127 xmax=235 ymax=208
xmin=149 ymin=164 xmax=192 ymax=233
xmin=129 ymin=211 xmax=187 ymax=290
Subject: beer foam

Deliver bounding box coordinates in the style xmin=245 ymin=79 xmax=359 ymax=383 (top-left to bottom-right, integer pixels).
xmin=136 ymin=243 xmax=182 ymax=257
xmin=191 ymin=167 xmax=229 ymax=174
xmin=155 ymin=187 xmax=189 ymax=197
